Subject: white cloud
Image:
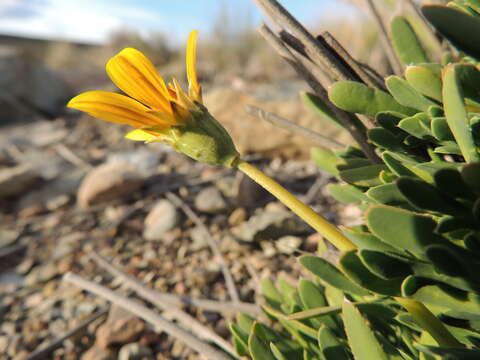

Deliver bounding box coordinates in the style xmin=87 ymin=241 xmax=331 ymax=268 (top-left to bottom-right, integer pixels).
xmin=0 ymin=0 xmax=164 ymax=44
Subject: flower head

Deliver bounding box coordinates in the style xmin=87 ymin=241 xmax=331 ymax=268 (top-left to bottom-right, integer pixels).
xmin=68 ymin=31 xmax=239 ymax=167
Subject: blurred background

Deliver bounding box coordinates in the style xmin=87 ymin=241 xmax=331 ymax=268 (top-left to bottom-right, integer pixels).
xmin=0 ymin=1 xmax=442 ymax=359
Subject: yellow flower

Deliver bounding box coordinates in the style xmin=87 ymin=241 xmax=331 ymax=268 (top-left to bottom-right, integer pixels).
xmin=68 ymin=31 xmax=239 ymax=167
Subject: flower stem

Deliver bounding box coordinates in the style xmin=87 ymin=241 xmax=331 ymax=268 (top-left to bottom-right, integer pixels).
xmin=395 ymin=297 xmax=463 ymax=348
xmin=236 ymin=160 xmax=356 ymax=251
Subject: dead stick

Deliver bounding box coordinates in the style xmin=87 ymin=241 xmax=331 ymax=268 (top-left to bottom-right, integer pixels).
xmin=24 ymin=307 xmax=109 ymax=360
xmin=245 ymin=104 xmax=345 ymax=149
xmin=258 ymin=24 xmax=381 ymax=164
xmin=252 ymin=0 xmax=357 ymax=82
xmin=88 ymin=253 xmax=259 ymax=316
xmin=165 ymin=192 xmax=240 ymax=303
xmin=88 ymin=252 xmax=237 ymax=357
xmin=364 ymin=0 xmax=403 ymax=75
xmin=63 ymin=272 xmax=230 ymax=360
xmin=321 ymin=31 xmax=386 ymax=91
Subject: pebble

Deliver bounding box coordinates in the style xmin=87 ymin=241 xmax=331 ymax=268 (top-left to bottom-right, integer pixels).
xmin=118 ymin=342 xmax=153 ymax=360
xmin=194 ymin=186 xmax=227 ymax=214
xmin=143 ymin=199 xmax=179 ymax=241
xmin=96 ymin=307 xmax=145 ymax=348
xmin=276 ymin=235 xmax=302 ymax=254
xmin=228 ymin=207 xmax=247 ymax=226
xmin=77 ymin=161 xmax=144 ymax=208
xmin=0 ymin=165 xmax=39 ymax=199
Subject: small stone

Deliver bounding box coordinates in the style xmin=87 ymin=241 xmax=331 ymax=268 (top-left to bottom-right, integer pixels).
xmin=77 ymin=161 xmax=144 ymax=208
xmin=0 ymin=165 xmax=39 ymax=199
xmin=194 ymin=186 xmax=227 ymax=214
xmin=118 ymin=343 xmax=153 ymax=360
xmin=81 ymin=345 xmax=115 ymax=360
xmin=0 ymin=335 xmax=9 ymax=353
xmin=24 ymin=262 xmax=58 ymax=286
xmin=189 ymin=226 xmax=208 ymax=251
xmin=276 ymin=235 xmax=302 ymax=254
xmin=96 ymin=307 xmax=145 ymax=348
xmin=143 ymin=199 xmax=179 ymax=241
xmin=228 ymin=207 xmax=247 ymax=227
xmin=236 ymin=208 xmax=309 ymax=242
xmin=260 ymin=241 xmax=277 ymax=258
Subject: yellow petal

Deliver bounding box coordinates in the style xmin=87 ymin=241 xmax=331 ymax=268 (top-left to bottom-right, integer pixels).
xmin=124 ymin=129 xmax=159 ymax=141
xmin=67 ymin=90 xmax=171 ymax=128
xmin=186 ymin=30 xmax=202 ymax=102
xmin=172 ymin=77 xmax=196 ymax=111
xmin=106 ymin=48 xmax=172 ymax=112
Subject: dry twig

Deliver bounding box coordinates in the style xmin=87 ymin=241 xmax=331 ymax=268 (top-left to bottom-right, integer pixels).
xmin=24 ymin=307 xmax=109 ymax=360
xmin=364 ymin=0 xmax=403 ymax=74
xmin=165 ymin=192 xmax=240 ymax=303
xmin=63 ymin=272 xmax=230 ymax=360
xmin=258 ymin=24 xmax=381 ymax=164
xmin=252 ymin=0 xmax=358 ymax=82
xmin=88 ymin=252 xmax=237 ymax=357
xmin=245 ymin=104 xmax=345 ymax=149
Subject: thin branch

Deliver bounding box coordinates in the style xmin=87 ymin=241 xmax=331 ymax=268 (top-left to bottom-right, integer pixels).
xmin=252 ymin=0 xmax=358 ymax=82
xmin=25 ymin=307 xmax=109 ymax=360
xmin=54 ymin=143 xmax=92 ymax=171
xmin=320 ymin=31 xmax=387 ymax=91
xmin=165 ymin=192 xmax=240 ymax=303
xmin=245 ymin=104 xmax=345 ymax=149
xmin=364 ymin=0 xmax=403 ymax=75
xmin=63 ymin=272 xmax=230 ymax=360
xmin=88 ymin=252 xmax=237 ymax=357
xmin=258 ymin=24 xmax=381 ymax=164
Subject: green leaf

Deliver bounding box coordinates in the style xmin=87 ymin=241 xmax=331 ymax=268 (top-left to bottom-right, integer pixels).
xmin=434 ymin=143 xmax=462 ymax=155
xmin=302 ymin=92 xmax=344 ymax=129
xmin=415 ymin=344 xmax=480 ymax=359
xmin=401 ymin=276 xmax=480 ymax=317
xmin=358 ymin=249 xmax=412 ymax=279
xmin=299 ymin=279 xmax=339 ymax=330
xmin=230 ymin=323 xmax=249 ymax=356
xmin=317 ymin=325 xmax=350 ymax=360
xmin=461 ymin=162 xmax=480 ymax=193
xmin=385 ymin=76 xmax=437 ymax=112
xmin=311 ymin=147 xmax=339 ymax=176
xmin=366 ymin=183 xmax=412 ymax=208
xmin=342 ymin=301 xmax=389 ymax=360
xmin=368 ymin=128 xmax=406 ymax=152
xmin=390 ymin=16 xmax=429 ymax=65
xmin=396 ymin=177 xmax=468 ymax=215
xmin=249 ymin=324 xmax=277 ymax=360
xmin=269 ymin=343 xmax=288 ymax=360
xmin=339 ymin=165 xmax=387 ymax=187
xmin=327 ymin=183 xmax=370 ymax=204
xmin=431 ymin=117 xmax=454 ymax=141
xmin=299 ymin=255 xmax=370 ymax=296
xmin=262 ymin=278 xmax=283 ymax=310
xmin=342 ymin=227 xmax=399 ymax=253
xmin=422 ymin=5 xmax=480 ymax=59
xmin=382 ymin=152 xmax=418 ymax=178
xmin=366 ymin=205 xmax=443 ymax=259
xmin=339 ymin=250 xmax=402 ymax=295
xmin=376 ymin=111 xmax=408 ymax=137
xmin=443 ymin=64 xmax=480 ymax=162
xmin=328 ymin=81 xmax=417 ymax=118
xmin=236 ymin=313 xmax=255 ymax=333
xmin=405 ymin=65 xmax=442 ymax=102
xmin=398 ymin=113 xmax=432 ymax=139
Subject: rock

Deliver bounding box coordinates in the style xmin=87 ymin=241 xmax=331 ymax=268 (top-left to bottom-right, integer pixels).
xmin=118 ymin=343 xmax=153 ymax=360
xmin=0 ymin=335 xmax=9 ymax=353
xmin=143 ymin=199 xmax=179 ymax=241
xmin=77 ymin=162 xmax=144 ymax=208
xmin=189 ymin=226 xmax=208 ymax=251
xmin=0 ymin=46 xmax=72 ymax=124
xmin=52 ymin=232 xmax=84 ymax=259
xmin=107 ymin=149 xmax=160 ymax=175
xmin=24 ymin=262 xmax=58 ymax=286
xmin=235 ymin=208 xmax=309 ymax=242
xmin=194 ymin=186 xmax=227 ymax=214
xmin=0 ymin=165 xmax=39 ymax=199
xmin=276 ymin=235 xmax=302 ymax=254
xmin=81 ymin=345 xmax=116 ymax=360
xmin=0 ymin=229 xmax=17 ymax=247
xmin=96 ymin=306 xmax=145 ymax=348
xmin=236 ymin=174 xmax=272 ymax=209
xmin=228 ymin=207 xmax=247 ymax=227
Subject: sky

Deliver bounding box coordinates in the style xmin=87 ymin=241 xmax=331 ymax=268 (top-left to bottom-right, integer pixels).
xmin=0 ymin=0 xmax=355 ymax=44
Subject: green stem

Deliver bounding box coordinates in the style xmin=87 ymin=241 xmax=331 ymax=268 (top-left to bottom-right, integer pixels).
xmin=395 ymin=297 xmax=463 ymax=348
xmin=236 ymin=160 xmax=356 ymax=251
